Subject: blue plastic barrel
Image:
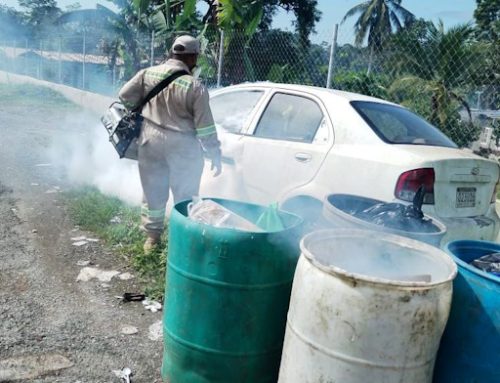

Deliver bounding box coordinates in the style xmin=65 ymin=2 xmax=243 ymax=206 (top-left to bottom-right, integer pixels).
xmin=433 ymin=240 xmax=500 ymax=383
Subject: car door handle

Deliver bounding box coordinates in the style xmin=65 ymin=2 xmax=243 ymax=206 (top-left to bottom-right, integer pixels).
xmin=295 ymin=153 xmax=312 ymax=163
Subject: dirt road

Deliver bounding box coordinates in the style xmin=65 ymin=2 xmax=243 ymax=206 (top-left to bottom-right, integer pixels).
xmin=0 ymin=103 xmax=163 ymax=382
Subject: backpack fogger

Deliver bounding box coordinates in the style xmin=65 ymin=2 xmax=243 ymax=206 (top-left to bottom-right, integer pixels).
xmin=101 ymin=70 xmax=188 ymax=160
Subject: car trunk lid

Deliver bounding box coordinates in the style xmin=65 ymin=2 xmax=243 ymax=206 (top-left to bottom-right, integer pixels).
xmin=432 ymin=158 xmax=499 ymax=217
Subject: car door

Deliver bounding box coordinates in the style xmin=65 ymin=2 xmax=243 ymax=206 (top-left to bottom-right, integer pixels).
xmin=201 ymin=87 xmax=268 ymax=200
xmin=239 ymin=90 xmax=333 ymax=204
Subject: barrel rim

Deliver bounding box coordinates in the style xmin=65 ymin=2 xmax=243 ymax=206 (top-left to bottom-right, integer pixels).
xmin=173 ymin=198 xmax=303 ymax=234
xmin=300 ymin=229 xmax=457 ymax=288
xmin=445 ymin=240 xmax=500 ymax=284
xmin=323 ymin=193 xmax=447 ymax=236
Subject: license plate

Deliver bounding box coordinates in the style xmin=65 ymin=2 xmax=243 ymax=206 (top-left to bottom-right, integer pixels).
xmin=456 ymin=187 xmax=476 ymax=208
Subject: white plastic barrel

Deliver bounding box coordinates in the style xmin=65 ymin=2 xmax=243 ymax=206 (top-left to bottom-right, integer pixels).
xmin=278 ymin=229 xmax=457 ymax=383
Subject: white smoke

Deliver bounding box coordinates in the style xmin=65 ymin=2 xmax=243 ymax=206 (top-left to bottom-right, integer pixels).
xmin=49 ymin=111 xmax=142 ymax=205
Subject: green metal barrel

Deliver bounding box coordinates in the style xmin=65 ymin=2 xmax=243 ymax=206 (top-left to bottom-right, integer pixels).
xmin=161 ymin=199 xmax=302 ymax=383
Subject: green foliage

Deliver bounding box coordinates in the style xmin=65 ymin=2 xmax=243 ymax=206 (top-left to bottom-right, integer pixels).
xmin=342 ymin=0 xmax=415 ymax=49
xmin=65 ymin=186 xmax=168 ymax=300
xmin=0 ymin=5 xmax=28 ymax=40
xmin=19 ymin=0 xmax=62 ymax=38
xmin=335 ymin=44 xmax=371 ymax=72
xmin=276 ymin=0 xmax=321 ymax=44
xmin=474 ymin=0 xmax=500 ymax=40
xmin=217 ymin=0 xmax=264 ymax=36
xmin=387 ymin=20 xmax=480 ymax=146
xmin=332 ymin=71 xmax=389 ymax=99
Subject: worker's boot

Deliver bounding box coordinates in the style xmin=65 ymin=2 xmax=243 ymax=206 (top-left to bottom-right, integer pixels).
xmin=143 ymin=234 xmax=161 ymax=254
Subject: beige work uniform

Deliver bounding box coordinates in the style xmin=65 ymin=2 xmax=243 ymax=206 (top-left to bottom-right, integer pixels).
xmin=119 ymin=59 xmax=221 ymax=236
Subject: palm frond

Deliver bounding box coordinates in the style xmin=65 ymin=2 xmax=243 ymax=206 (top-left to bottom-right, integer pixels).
xmin=389 ymin=11 xmax=402 ymax=31
xmin=341 ymin=1 xmax=370 ymax=24
xmin=389 ymin=1 xmax=415 ymax=26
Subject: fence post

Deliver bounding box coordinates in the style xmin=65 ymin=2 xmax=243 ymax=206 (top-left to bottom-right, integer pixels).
xmin=326 ymin=24 xmax=339 ymax=89
xmin=82 ymin=28 xmax=86 ymax=89
xmin=38 ymin=40 xmax=43 ymax=79
xmin=13 ymin=40 xmax=17 ymax=73
xmin=24 ymin=39 xmax=28 ymax=75
xmin=150 ymin=30 xmax=155 ymax=66
xmin=217 ymin=29 xmax=225 ymax=88
xmin=58 ymin=37 xmax=62 ymax=83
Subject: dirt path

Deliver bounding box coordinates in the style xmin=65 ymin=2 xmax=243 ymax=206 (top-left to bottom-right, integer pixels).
xmin=0 ymin=104 xmax=163 ymax=382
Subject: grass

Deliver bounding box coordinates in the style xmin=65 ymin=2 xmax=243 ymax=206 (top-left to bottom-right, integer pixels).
xmin=0 ymin=83 xmax=77 ymax=109
xmin=65 ymin=187 xmax=167 ymax=300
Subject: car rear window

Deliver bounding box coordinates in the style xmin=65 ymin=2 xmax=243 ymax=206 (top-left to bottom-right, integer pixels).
xmin=351 ymin=101 xmax=457 ymax=148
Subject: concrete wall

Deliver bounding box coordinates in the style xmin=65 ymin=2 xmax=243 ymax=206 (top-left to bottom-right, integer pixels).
xmin=0 ymin=70 xmax=114 ymax=116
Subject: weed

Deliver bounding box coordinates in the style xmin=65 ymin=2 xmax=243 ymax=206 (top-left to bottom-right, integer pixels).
xmin=65 ymin=186 xmax=167 ymax=300
xmin=0 ymin=83 xmax=77 ymax=109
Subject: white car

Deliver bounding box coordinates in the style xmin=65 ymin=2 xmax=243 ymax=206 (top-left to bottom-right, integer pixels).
xmin=201 ymin=82 xmax=500 ymax=245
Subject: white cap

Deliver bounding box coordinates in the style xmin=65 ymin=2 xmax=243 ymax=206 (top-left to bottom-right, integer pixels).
xmin=172 ymin=35 xmax=200 ymax=55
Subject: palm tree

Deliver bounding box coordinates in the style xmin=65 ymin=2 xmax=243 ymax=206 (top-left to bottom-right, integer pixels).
xmin=133 ymin=0 xmax=264 ymax=83
xmin=341 ymin=0 xmax=415 ymax=74
xmin=389 ymin=21 xmax=480 ymax=146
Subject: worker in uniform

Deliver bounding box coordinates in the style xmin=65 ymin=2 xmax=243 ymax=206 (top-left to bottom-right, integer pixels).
xmin=118 ymin=35 xmax=221 ymax=252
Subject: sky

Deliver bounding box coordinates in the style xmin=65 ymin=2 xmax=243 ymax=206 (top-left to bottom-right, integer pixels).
xmin=1 ymin=0 xmax=477 ymax=43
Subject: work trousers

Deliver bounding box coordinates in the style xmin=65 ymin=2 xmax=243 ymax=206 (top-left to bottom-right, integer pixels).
xmin=138 ymin=121 xmax=204 ymax=237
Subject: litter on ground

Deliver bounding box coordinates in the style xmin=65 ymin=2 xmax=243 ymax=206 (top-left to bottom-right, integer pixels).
xmin=148 ymin=320 xmax=163 ymax=341
xmin=121 ymin=292 xmax=146 ymax=302
xmin=118 ymin=272 xmax=134 ymax=280
xmin=76 ymin=267 xmax=120 ymax=282
xmin=76 ymin=260 xmax=91 ymax=267
xmin=121 ymin=325 xmax=139 ymax=335
xmin=112 ymin=367 xmax=132 ymax=383
xmin=110 ymin=216 xmax=122 ymax=224
xmin=142 ymin=299 xmax=162 ymax=313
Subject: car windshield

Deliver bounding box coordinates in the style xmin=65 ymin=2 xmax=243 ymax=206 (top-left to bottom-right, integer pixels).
xmin=351 ymin=101 xmax=457 ymax=148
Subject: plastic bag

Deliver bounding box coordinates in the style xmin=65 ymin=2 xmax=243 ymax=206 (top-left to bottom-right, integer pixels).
xmin=471 ymin=253 xmax=500 ymax=276
xmin=188 ymin=198 xmax=263 ymax=232
xmin=355 ymin=186 xmax=438 ymax=233
xmin=256 ymin=203 xmax=285 ymax=231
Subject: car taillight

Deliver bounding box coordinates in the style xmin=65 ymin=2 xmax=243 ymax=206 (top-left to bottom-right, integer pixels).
xmin=395 ymin=168 xmax=435 ymax=204
xmin=491 ymin=178 xmax=499 ymax=203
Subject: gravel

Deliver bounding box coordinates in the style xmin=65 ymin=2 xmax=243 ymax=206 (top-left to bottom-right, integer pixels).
xmin=0 ymin=104 xmax=163 ymax=382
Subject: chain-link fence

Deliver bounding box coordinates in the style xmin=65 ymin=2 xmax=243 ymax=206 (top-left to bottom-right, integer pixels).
xmin=1 ymin=24 xmax=498 ymax=148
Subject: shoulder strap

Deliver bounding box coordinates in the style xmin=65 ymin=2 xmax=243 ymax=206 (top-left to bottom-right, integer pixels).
xmin=133 ymin=69 xmax=189 ymax=113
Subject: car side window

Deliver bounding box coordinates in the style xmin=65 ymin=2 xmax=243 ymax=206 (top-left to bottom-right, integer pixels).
xmin=210 ymin=90 xmax=264 ymax=134
xmin=253 ymin=93 xmax=324 ymax=143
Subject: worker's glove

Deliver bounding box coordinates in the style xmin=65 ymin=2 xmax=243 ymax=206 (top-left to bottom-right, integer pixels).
xmin=210 ymin=154 xmax=222 ymax=177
